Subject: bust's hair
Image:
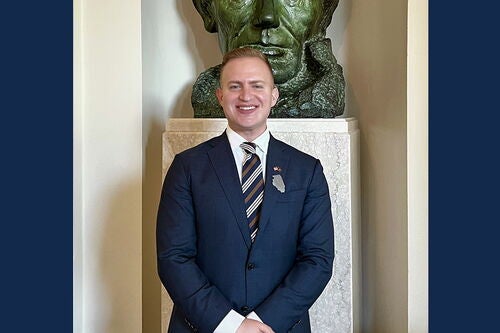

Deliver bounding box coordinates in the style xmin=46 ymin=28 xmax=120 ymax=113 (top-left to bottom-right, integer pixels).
xmin=319 ymin=0 xmax=340 ymax=35
xmin=220 ymin=47 xmax=274 ymax=82
xmin=193 ymin=0 xmax=339 ymax=36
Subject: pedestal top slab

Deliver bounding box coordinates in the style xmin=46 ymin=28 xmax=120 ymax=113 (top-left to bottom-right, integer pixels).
xmin=166 ymin=117 xmax=358 ymax=133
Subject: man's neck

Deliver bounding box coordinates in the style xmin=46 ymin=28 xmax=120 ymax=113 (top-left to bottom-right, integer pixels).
xmin=228 ymin=127 xmax=268 ymax=142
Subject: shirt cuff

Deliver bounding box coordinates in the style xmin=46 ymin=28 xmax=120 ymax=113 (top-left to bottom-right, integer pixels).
xmin=246 ymin=311 xmax=263 ymax=323
xmin=213 ymin=310 xmax=245 ymax=333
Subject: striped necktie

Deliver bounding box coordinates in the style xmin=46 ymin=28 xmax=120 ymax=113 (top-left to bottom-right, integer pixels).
xmin=240 ymin=142 xmax=264 ymax=243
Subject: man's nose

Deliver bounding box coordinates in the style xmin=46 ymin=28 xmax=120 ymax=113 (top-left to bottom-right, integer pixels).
xmin=252 ymin=0 xmax=279 ymax=29
xmin=239 ymin=87 xmax=251 ymax=101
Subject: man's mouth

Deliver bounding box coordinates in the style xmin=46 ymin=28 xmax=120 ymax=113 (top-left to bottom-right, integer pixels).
xmin=238 ymin=105 xmax=257 ymax=111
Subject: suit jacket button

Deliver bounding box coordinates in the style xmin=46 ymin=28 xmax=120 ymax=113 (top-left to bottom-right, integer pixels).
xmin=241 ymin=305 xmax=250 ymax=314
xmin=247 ymin=263 xmax=255 ymax=270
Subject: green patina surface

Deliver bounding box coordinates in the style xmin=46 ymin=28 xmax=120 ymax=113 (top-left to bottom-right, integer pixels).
xmin=192 ymin=0 xmax=345 ymax=118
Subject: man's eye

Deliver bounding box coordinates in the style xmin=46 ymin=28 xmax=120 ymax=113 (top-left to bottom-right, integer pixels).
xmin=229 ymin=85 xmax=240 ymax=89
xmin=253 ymin=85 xmax=264 ymax=89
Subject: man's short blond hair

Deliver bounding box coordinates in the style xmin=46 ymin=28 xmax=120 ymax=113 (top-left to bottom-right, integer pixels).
xmin=220 ymin=47 xmax=274 ymax=83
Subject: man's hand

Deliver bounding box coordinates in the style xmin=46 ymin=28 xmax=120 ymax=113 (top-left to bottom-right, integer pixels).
xmin=236 ymin=318 xmax=274 ymax=333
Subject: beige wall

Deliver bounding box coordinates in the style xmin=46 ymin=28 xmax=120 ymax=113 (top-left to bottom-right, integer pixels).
xmin=74 ymin=0 xmax=143 ymax=332
xmin=75 ymin=0 xmax=428 ymax=332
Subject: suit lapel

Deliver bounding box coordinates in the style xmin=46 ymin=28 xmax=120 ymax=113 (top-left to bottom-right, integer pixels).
xmin=258 ymin=135 xmax=290 ymax=237
xmin=207 ymin=132 xmax=252 ymax=249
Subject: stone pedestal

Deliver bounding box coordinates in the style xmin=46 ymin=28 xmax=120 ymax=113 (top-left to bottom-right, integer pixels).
xmin=161 ymin=118 xmax=360 ymax=333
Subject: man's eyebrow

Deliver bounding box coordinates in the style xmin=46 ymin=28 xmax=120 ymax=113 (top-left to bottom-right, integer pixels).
xmin=226 ymin=80 xmax=265 ymax=85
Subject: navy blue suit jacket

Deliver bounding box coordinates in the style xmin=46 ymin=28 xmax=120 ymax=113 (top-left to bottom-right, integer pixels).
xmin=157 ymin=132 xmax=334 ymax=333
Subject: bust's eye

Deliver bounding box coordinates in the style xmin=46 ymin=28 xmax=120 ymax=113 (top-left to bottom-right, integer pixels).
xmin=225 ymin=0 xmax=251 ymax=9
xmin=285 ymin=0 xmax=300 ymax=7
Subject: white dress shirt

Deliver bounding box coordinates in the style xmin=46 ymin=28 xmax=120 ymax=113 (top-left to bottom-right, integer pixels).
xmin=213 ymin=126 xmax=268 ymax=332
xmin=226 ymin=126 xmax=269 ymax=183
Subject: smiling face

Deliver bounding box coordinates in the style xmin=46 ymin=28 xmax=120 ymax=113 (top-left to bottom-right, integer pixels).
xmin=216 ymin=56 xmax=279 ymax=141
xmin=210 ymin=0 xmax=324 ymax=84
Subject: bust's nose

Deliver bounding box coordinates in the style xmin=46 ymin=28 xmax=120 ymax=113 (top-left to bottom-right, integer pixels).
xmin=252 ymin=0 xmax=280 ymax=29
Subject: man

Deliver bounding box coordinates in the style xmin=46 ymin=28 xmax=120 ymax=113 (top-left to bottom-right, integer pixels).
xmin=157 ymin=47 xmax=334 ymax=333
xmin=191 ymin=0 xmax=344 ymax=118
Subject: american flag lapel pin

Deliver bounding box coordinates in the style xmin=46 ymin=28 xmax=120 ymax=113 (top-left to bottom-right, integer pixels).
xmin=272 ymin=166 xmax=285 ymax=193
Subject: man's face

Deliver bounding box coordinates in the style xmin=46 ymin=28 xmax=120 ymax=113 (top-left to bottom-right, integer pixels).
xmin=216 ymin=57 xmax=279 ymax=141
xmin=211 ymin=0 xmax=324 ymax=84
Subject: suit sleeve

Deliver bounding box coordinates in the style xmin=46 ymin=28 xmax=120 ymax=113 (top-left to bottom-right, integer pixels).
xmin=156 ymin=154 xmax=233 ymax=333
xmin=255 ymin=160 xmax=335 ymax=331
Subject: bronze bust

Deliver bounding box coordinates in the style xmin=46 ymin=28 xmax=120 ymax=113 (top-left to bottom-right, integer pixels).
xmin=192 ymin=0 xmax=345 ymax=118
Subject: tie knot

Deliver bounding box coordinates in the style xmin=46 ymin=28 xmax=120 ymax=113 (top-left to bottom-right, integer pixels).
xmin=240 ymin=142 xmax=257 ymax=155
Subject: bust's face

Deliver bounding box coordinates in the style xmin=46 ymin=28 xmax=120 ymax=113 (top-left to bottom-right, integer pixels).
xmin=211 ymin=0 xmax=324 ymax=84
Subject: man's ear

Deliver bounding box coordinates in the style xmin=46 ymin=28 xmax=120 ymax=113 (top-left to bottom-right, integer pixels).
xmin=216 ymin=87 xmax=223 ymax=105
xmin=271 ymin=86 xmax=279 ymax=107
xmin=192 ymin=0 xmax=217 ymax=33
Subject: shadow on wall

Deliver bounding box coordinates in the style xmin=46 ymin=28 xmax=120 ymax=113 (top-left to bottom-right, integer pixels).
xmin=141 ymin=1 xmax=217 ymax=331
xmin=142 ymin=98 xmax=165 ymax=333
xmin=99 ymin=178 xmax=142 ymax=333
xmin=177 ymin=0 xmax=221 ymax=73
xmin=326 ymin=0 xmax=351 ymax=59
xmin=141 ymin=2 xmax=224 ymax=333
xmin=175 ymin=0 xmax=221 ymax=119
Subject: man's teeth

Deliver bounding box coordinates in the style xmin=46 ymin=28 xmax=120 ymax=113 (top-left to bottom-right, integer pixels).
xmin=238 ymin=106 xmax=256 ymax=110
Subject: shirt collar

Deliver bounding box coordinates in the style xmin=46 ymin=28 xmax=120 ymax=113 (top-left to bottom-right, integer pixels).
xmin=226 ymin=126 xmax=270 ymax=155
